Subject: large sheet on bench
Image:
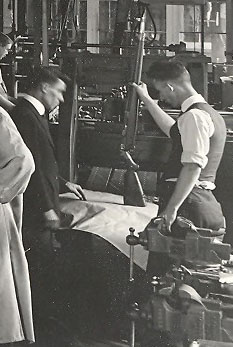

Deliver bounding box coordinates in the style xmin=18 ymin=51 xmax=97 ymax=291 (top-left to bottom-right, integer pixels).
xmin=59 ymin=190 xmax=158 ymax=270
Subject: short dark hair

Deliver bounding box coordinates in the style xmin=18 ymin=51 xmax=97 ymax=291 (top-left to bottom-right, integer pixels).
xmin=147 ymin=60 xmax=187 ymax=82
xmin=27 ymin=66 xmax=70 ymax=90
xmin=0 ymin=32 xmax=13 ymax=46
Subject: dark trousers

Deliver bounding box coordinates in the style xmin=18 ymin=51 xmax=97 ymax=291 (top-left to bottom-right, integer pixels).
xmin=147 ymin=182 xmax=225 ymax=276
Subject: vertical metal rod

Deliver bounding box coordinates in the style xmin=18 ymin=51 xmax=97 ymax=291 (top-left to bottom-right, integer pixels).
xmin=226 ymin=0 xmax=233 ymax=63
xmin=193 ymin=5 xmax=196 ymax=52
xmin=11 ymin=0 xmax=18 ymax=98
xmin=0 ymin=0 xmax=3 ymax=32
xmin=129 ymin=227 xmax=135 ymax=282
xmin=69 ymin=59 xmax=78 ymax=182
xmin=42 ymin=0 xmax=49 ymax=66
xmin=129 ymin=243 xmax=134 ymax=282
xmin=12 ymin=0 xmax=18 ymax=33
xmin=33 ymin=0 xmax=42 ymax=66
xmin=128 ymin=227 xmax=137 ymax=347
xmin=129 ymin=320 xmax=135 ymax=347
xmin=200 ymin=3 xmax=205 ymax=55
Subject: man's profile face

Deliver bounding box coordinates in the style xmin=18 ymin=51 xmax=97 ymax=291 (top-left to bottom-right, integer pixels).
xmin=153 ymin=79 xmax=179 ymax=108
xmin=0 ymin=43 xmax=12 ymax=60
xmin=42 ymin=78 xmax=66 ymax=111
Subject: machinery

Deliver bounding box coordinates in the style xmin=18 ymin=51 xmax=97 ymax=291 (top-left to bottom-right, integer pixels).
xmin=126 ymin=217 xmax=233 ymax=346
xmin=133 ymin=216 xmax=230 ymax=265
xmin=136 ymin=279 xmax=233 ymax=346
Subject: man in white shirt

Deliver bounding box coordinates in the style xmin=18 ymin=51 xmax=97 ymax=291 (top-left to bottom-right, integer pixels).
xmin=133 ymin=60 xmax=226 ymax=275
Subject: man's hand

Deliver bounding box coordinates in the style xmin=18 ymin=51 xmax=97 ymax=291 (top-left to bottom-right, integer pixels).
xmin=159 ymin=206 xmax=178 ymax=233
xmin=132 ymin=82 xmax=152 ymax=104
xmin=43 ymin=209 xmax=60 ymax=230
xmin=65 ymin=181 xmax=86 ymax=200
xmin=159 ymin=163 xmax=202 ymax=232
xmin=40 ymin=210 xmax=61 ymax=252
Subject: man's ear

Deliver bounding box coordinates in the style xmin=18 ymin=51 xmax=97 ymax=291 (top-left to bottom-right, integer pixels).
xmin=41 ymin=82 xmax=49 ymax=93
xmin=167 ymin=83 xmax=174 ymax=92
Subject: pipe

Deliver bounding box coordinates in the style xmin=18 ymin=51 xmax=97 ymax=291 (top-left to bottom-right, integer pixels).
xmin=42 ymin=0 xmax=49 ymax=66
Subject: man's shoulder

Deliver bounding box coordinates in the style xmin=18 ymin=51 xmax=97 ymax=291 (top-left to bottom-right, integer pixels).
xmin=12 ymin=98 xmax=37 ymax=118
xmin=180 ymin=106 xmax=211 ymax=120
xmin=178 ymin=108 xmax=213 ymax=128
xmin=14 ymin=97 xmax=32 ymax=109
xmin=178 ymin=108 xmax=215 ymax=138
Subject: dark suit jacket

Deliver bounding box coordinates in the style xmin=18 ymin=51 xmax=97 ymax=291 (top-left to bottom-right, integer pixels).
xmin=11 ymin=98 xmax=60 ymax=226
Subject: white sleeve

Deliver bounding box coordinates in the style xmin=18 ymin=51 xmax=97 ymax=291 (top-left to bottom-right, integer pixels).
xmin=178 ymin=109 xmax=214 ymax=168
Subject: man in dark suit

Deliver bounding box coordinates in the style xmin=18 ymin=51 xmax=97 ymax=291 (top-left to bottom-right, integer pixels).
xmin=10 ymin=67 xmax=85 ymax=326
xmin=11 ymin=66 xmax=84 ymax=236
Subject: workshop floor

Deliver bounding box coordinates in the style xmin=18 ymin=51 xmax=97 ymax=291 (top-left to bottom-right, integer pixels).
xmin=19 ymin=231 xmax=149 ymax=347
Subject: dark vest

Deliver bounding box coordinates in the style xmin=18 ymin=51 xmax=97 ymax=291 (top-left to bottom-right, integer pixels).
xmin=163 ymin=102 xmax=226 ymax=183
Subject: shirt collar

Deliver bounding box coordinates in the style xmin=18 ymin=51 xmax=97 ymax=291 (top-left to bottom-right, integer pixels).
xmin=181 ymin=94 xmax=206 ymax=113
xmin=23 ymin=94 xmax=45 ymax=116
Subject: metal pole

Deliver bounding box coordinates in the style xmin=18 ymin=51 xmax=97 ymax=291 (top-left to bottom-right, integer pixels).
xmin=42 ymin=0 xmax=49 ymax=66
xmin=33 ymin=0 xmax=42 ymax=66
xmin=69 ymin=61 xmax=79 ymax=182
xmin=226 ymin=0 xmax=233 ymax=63
xmin=13 ymin=0 xmax=18 ymax=33
xmin=200 ymin=4 xmax=205 ymax=55
xmin=130 ymin=320 xmax=135 ymax=347
xmin=129 ymin=227 xmax=135 ymax=282
xmin=0 ymin=0 xmax=3 ymax=32
xmin=12 ymin=0 xmax=18 ymax=97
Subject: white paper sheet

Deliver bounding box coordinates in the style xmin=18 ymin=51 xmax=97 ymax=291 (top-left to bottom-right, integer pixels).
xmin=59 ymin=190 xmax=158 ymax=270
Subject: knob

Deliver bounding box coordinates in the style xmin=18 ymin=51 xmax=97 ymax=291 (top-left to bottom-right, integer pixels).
xmin=126 ymin=227 xmax=139 ymax=246
xmin=126 ymin=302 xmax=140 ymax=321
xmin=151 ymin=276 xmax=161 ymax=292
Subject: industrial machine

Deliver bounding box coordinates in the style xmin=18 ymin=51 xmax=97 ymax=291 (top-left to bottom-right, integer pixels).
xmin=126 ymin=217 xmax=233 ymax=347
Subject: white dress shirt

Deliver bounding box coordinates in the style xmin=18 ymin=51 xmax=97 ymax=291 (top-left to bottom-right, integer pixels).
xmin=178 ymin=94 xmax=215 ymax=189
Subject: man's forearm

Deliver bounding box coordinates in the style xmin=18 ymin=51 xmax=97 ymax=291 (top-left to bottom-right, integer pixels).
xmin=166 ymin=163 xmax=201 ymax=212
xmin=132 ymin=82 xmax=175 ymax=136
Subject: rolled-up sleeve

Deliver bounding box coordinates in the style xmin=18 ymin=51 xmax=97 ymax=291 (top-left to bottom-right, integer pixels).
xmin=178 ymin=110 xmax=214 ymax=168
